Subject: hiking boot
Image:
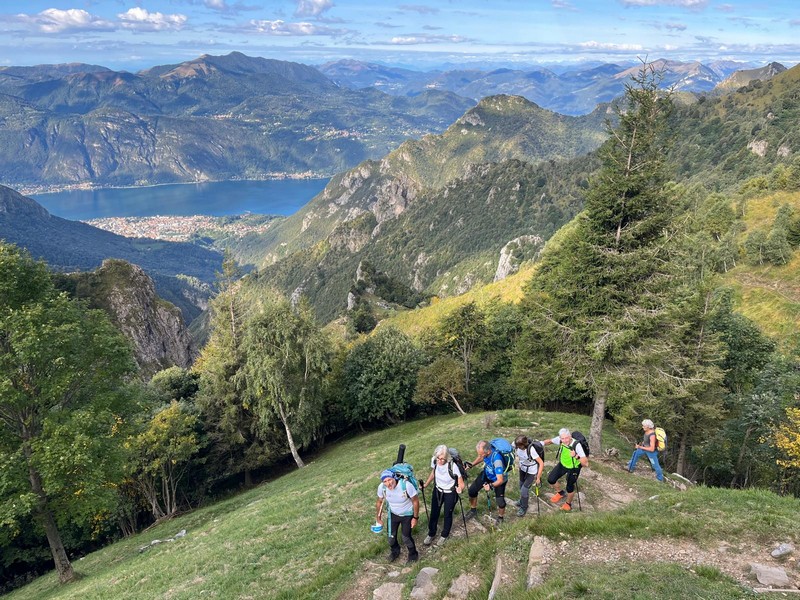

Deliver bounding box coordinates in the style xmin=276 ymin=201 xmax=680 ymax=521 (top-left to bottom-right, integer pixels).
xmin=387 ymin=552 xmax=400 ymax=563
xmin=423 ymin=535 xmax=434 ymax=546
xmin=406 ymin=553 xmax=419 ymax=564
xmin=466 ymin=508 xmax=477 ymax=520
xmin=560 ymin=502 xmax=572 ymax=512
xmin=517 ymin=507 xmax=527 ymax=517
xmin=551 ymin=490 xmax=565 ymax=503
xmin=436 ymin=536 xmax=447 ymax=547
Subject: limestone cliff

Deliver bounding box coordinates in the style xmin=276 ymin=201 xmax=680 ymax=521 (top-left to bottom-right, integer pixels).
xmin=61 ymin=259 xmax=195 ymax=378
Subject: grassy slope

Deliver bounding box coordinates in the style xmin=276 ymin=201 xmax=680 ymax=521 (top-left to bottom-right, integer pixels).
xmin=11 ymin=410 xmax=799 ymax=600
xmin=724 ymin=191 xmax=800 ymax=351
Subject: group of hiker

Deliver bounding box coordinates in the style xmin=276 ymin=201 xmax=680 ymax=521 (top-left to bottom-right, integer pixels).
xmin=375 ymin=421 xmax=665 ymax=564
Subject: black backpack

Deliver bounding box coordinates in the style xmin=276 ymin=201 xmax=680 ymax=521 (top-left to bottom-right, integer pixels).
xmin=571 ymin=431 xmax=590 ymax=457
xmin=431 ymin=447 xmax=469 ymax=484
xmin=526 ymin=441 xmax=545 ymax=462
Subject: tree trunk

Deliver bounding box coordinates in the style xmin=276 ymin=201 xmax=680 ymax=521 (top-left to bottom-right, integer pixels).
xmin=23 ymin=441 xmax=75 ymax=583
xmin=447 ymin=392 xmax=467 ymax=415
xmin=677 ymin=431 xmax=688 ymax=477
xmin=731 ymin=425 xmax=753 ymax=488
xmin=277 ymin=400 xmax=305 ymax=468
xmin=588 ymin=387 xmax=607 ymax=456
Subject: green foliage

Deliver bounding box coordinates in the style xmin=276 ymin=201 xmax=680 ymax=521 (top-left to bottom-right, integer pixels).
xmin=343 ymin=327 xmax=423 ymax=425
xmin=239 ymin=298 xmax=330 ymax=468
xmin=412 ymin=356 xmax=467 ymax=414
xmin=0 ymin=242 xmax=136 ymax=582
xmin=126 ymin=401 xmax=202 ymax=519
xmin=148 ymin=367 xmax=199 ymax=403
xmin=440 ymin=302 xmax=487 ymax=395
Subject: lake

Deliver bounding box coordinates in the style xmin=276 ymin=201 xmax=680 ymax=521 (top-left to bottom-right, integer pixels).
xmin=30 ymin=179 xmax=331 ymax=221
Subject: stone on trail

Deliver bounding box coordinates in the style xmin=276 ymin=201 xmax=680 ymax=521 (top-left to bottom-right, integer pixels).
xmin=410 ymin=567 xmax=439 ymax=599
xmin=445 ymin=574 xmax=481 ymax=600
xmin=373 ymin=582 xmax=404 ymax=600
xmin=771 ymin=543 xmax=795 ymax=558
xmin=750 ymin=563 xmax=791 ymax=587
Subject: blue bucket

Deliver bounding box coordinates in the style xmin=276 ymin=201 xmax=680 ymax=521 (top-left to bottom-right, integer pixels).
xmin=370 ymin=522 xmax=383 ymax=534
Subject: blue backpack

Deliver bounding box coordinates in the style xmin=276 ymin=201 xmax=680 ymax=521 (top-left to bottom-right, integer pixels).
xmin=387 ymin=463 xmax=419 ymax=498
xmin=490 ymin=438 xmax=515 ymax=474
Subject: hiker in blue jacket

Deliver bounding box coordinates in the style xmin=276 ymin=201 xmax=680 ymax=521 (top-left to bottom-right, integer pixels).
xmin=376 ymin=470 xmax=420 ymax=563
xmin=627 ymin=419 xmax=664 ymax=482
xmin=465 ymin=440 xmax=507 ymax=524
xmin=421 ymin=445 xmax=465 ymax=546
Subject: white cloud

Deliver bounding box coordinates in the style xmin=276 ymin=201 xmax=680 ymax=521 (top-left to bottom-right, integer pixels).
xmin=248 ymin=19 xmax=343 ymax=36
xmin=294 ymin=0 xmax=334 ymax=17
xmin=117 ymin=8 xmax=187 ymax=31
xmin=389 ymin=34 xmax=470 ymax=45
xmin=15 ymin=8 xmax=114 ymax=34
xmin=398 ymin=5 xmax=440 ymax=15
xmin=620 ymin=0 xmax=707 ymax=8
xmin=579 ymin=40 xmax=644 ymax=51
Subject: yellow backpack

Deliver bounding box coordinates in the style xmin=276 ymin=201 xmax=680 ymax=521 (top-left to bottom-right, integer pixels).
xmin=654 ymin=427 xmax=667 ymax=452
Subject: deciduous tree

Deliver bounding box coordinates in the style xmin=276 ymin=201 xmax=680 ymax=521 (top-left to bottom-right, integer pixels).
xmin=0 ymin=244 xmax=135 ymax=583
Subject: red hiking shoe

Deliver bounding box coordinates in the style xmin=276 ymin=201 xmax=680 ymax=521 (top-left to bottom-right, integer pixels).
xmin=560 ymin=502 xmax=572 ymax=511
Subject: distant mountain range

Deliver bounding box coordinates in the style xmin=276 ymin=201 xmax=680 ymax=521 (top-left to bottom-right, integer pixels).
xmin=0 ymin=52 xmax=474 ymax=189
xmin=318 ymin=58 xmax=782 ymax=115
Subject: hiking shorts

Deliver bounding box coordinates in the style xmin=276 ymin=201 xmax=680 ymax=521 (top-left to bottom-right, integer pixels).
xmin=547 ymin=462 xmax=581 ymax=493
xmin=468 ymin=470 xmax=507 ymax=508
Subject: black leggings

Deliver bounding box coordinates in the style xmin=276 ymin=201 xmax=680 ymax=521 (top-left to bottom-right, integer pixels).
xmin=428 ymin=488 xmax=458 ymax=538
xmin=388 ymin=513 xmax=417 ymax=559
xmin=468 ymin=470 xmax=507 ymax=508
xmin=547 ymin=463 xmax=581 ymax=493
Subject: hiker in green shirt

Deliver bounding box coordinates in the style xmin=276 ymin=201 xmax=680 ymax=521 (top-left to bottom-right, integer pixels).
xmin=543 ymin=428 xmax=588 ymax=512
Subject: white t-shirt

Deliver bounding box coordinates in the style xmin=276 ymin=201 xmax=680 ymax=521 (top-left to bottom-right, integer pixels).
xmin=433 ymin=462 xmax=462 ymax=491
xmin=377 ymin=480 xmax=417 ymax=516
xmin=516 ymin=444 xmax=542 ymax=475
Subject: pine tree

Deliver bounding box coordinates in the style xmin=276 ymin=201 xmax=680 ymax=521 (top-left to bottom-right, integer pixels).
xmin=515 ymin=62 xmax=676 ymax=454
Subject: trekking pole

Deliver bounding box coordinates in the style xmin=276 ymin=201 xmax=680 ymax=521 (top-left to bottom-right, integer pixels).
xmin=535 ymin=484 xmax=540 ymax=516
xmin=420 ymin=483 xmax=430 ymax=521
xmin=456 ymin=493 xmax=468 ymax=540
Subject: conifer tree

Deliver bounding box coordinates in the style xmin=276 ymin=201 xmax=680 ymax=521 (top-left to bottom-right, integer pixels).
xmin=515 ymin=62 xmax=675 ymax=454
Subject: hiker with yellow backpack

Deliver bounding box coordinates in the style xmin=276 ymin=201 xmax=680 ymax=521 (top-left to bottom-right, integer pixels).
xmin=627 ymin=419 xmax=665 ymax=482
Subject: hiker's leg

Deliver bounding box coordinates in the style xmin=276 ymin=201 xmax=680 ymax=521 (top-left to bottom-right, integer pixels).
xmin=495 ymin=481 xmax=507 ymax=517
xmin=468 ymin=471 xmax=485 ymax=509
xmin=628 ymin=448 xmax=645 ymax=471
xmin=548 ymin=463 xmax=565 ymax=492
xmin=428 ymin=489 xmax=442 ymax=537
xmin=441 ymin=491 xmax=457 ymax=538
xmin=647 ymin=450 xmax=664 ymax=481
xmin=565 ymin=468 xmax=580 ymax=504
xmin=399 ymin=515 xmax=417 ymax=559
xmin=388 ymin=512 xmax=401 ymax=558
xmin=519 ymin=470 xmax=535 ymax=511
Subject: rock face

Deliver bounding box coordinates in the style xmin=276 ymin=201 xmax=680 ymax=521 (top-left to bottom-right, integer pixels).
xmin=494 ymin=234 xmax=543 ymax=281
xmin=67 ymin=259 xmax=195 ymax=377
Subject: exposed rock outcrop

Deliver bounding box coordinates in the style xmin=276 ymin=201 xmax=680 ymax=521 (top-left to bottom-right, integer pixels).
xmin=66 ymin=259 xmax=195 ymax=377
xmin=494 ymin=235 xmax=543 ymax=281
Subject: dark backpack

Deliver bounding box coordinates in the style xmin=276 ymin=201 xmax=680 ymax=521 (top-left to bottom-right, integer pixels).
xmin=430 ymin=447 xmax=469 ymax=484
xmin=526 ymin=441 xmax=545 ymax=462
xmin=571 ymin=431 xmax=590 ymax=458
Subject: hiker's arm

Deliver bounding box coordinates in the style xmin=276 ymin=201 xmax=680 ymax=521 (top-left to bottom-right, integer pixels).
xmin=424 ymin=470 xmax=435 ymax=489
xmin=456 ymin=475 xmax=465 ymax=494
xmin=535 ymin=457 xmax=544 ymax=483
xmin=375 ymin=498 xmax=384 ymax=524
xmin=579 ymin=456 xmax=589 ymax=468
xmin=411 ymin=496 xmax=420 ymax=523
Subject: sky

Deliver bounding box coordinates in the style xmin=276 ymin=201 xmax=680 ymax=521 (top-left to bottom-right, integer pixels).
xmin=1 ymin=0 xmax=798 ymax=71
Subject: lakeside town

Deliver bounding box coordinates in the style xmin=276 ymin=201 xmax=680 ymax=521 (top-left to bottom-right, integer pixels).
xmin=85 ymin=214 xmax=280 ymax=242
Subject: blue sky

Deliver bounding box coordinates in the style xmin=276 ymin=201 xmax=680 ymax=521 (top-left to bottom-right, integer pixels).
xmin=1 ymin=0 xmax=798 ymax=71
